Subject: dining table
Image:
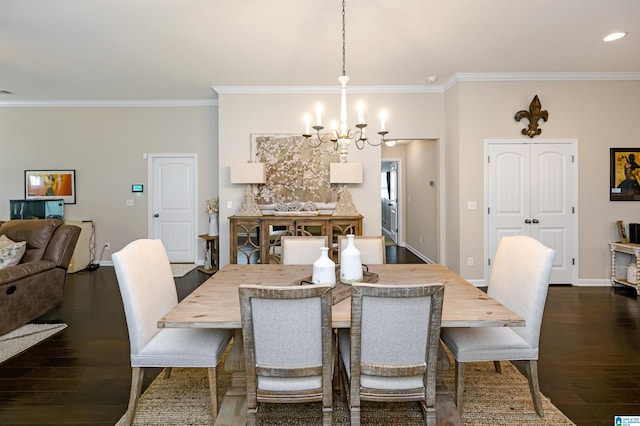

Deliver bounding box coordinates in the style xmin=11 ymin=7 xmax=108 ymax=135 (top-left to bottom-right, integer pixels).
xmin=158 ymin=263 xmax=524 ymax=426
xmin=158 ymin=263 xmax=524 ymax=330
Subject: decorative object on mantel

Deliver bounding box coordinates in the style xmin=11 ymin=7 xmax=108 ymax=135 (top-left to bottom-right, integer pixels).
xmin=273 ymin=200 xmax=319 ymax=216
xmin=252 ymin=134 xmax=338 ymax=207
xmin=514 ymin=95 xmax=548 ymax=138
xmin=205 ymin=197 xmax=219 ymax=236
xmin=300 ymin=0 xmax=391 ymax=163
xmin=230 ymin=162 xmax=265 ymax=216
xmin=330 ymin=162 xmax=362 ymax=216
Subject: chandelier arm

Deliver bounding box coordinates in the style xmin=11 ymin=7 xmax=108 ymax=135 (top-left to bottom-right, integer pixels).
xmin=300 ymin=0 xmax=392 ymax=161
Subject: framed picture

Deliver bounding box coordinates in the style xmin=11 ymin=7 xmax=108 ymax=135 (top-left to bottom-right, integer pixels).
xmin=250 ymin=133 xmax=339 ymax=209
xmin=24 ymin=170 xmax=76 ymax=204
xmin=610 ymin=148 xmax=640 ymax=201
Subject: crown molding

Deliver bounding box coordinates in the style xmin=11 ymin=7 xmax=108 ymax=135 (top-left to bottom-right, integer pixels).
xmin=441 ymin=72 xmax=640 ymax=91
xmin=211 ymin=85 xmax=442 ymax=95
xmin=0 ymin=99 xmax=218 ymax=108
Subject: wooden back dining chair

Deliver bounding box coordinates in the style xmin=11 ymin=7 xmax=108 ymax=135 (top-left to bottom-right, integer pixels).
xmin=112 ymin=239 xmax=233 ymax=425
xmin=338 ymin=282 xmax=445 ymax=426
xmin=337 ymin=235 xmax=386 ymax=265
xmin=281 ymin=235 xmax=329 ymax=264
xmin=238 ymin=283 xmax=334 ymax=425
xmin=440 ymin=235 xmax=555 ymax=416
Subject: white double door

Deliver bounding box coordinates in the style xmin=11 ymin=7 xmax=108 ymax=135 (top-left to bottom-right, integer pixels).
xmin=486 ymin=140 xmax=577 ymax=284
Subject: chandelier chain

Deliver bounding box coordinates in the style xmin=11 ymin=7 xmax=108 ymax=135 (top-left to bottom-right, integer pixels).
xmin=301 ymin=0 xmax=390 ymax=162
xmin=342 ymin=0 xmax=346 ymax=77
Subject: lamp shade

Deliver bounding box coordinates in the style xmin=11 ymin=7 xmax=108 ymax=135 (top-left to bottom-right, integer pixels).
xmin=330 ymin=163 xmax=362 ymax=184
xmin=230 ymin=163 xmax=266 ymax=184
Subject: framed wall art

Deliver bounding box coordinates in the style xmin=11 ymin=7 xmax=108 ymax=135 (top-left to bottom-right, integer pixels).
xmin=25 ymin=169 xmax=76 ymax=204
xmin=610 ymin=148 xmax=640 ymax=201
xmin=250 ymin=134 xmax=339 ymax=208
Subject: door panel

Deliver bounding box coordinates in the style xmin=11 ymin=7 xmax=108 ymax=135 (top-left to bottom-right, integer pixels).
xmin=530 ymin=144 xmax=574 ymax=282
xmin=488 ymin=144 xmax=530 ymax=267
xmin=150 ymin=155 xmax=196 ymax=263
xmin=487 ymin=141 xmax=575 ymax=284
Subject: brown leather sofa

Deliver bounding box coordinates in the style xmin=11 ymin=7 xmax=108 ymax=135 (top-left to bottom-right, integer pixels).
xmin=0 ymin=219 xmax=80 ymax=335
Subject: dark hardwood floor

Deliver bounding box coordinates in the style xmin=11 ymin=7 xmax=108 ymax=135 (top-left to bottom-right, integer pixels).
xmin=1 ymin=245 xmax=639 ymax=425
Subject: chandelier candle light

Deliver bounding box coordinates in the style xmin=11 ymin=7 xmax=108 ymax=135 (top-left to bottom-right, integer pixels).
xmin=302 ymin=0 xmax=390 ymax=163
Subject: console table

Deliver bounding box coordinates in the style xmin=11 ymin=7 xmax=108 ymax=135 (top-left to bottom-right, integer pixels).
xmin=229 ymin=214 xmax=363 ymax=264
xmin=609 ymin=242 xmax=640 ymax=295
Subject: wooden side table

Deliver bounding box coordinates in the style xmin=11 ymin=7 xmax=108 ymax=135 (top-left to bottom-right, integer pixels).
xmin=198 ymin=234 xmax=219 ymax=274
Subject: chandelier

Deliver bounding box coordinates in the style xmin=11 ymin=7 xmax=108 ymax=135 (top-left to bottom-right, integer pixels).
xmin=302 ymin=0 xmax=390 ymax=163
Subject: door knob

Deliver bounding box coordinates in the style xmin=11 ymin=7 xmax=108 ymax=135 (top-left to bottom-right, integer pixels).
xmin=153 ymin=214 xmax=160 ymax=218
xmin=524 ymin=219 xmax=532 ymax=224
xmin=532 ymin=219 xmax=539 ymax=224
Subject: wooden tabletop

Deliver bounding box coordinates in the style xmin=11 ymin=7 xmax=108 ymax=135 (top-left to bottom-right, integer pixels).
xmin=158 ymin=263 xmax=525 ymax=329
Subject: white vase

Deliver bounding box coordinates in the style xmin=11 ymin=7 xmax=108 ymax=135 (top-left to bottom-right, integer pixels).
xmin=208 ymin=213 xmax=218 ymax=236
xmin=312 ymin=247 xmax=336 ymax=285
xmin=340 ymin=234 xmax=363 ymax=284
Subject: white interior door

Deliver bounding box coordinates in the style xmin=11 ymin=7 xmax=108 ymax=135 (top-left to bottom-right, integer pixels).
xmin=388 ymin=162 xmax=399 ymax=243
xmin=487 ymin=140 xmax=576 ymax=284
xmin=148 ymin=154 xmax=197 ymax=263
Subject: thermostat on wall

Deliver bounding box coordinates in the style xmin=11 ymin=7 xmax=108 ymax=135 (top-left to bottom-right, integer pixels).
xmin=132 ymin=184 xmax=144 ymax=193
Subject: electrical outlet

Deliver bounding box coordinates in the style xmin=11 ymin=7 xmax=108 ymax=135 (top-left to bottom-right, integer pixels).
xmin=104 ymin=243 xmax=111 ymax=250
xmin=467 ymin=257 xmax=474 ymax=267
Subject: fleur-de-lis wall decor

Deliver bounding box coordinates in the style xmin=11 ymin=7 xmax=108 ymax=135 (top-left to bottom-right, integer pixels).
xmin=514 ymin=95 xmax=548 ymax=138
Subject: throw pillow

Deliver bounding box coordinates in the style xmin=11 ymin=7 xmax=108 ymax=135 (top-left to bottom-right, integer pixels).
xmin=0 ymin=235 xmax=27 ymax=269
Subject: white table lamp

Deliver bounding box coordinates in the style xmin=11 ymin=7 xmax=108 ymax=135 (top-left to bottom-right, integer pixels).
xmin=330 ymin=163 xmax=362 ymax=216
xmin=231 ymin=163 xmax=266 ymax=216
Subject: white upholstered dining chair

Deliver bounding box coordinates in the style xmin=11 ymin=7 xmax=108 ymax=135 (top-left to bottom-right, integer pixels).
xmin=440 ymin=235 xmax=555 ymax=416
xmin=112 ymin=239 xmax=233 ymax=425
xmin=238 ymin=283 xmax=334 ymax=425
xmin=338 ymin=235 xmax=386 ymax=265
xmin=281 ymin=235 xmax=329 ymax=264
xmin=338 ymin=282 xmax=445 ymax=426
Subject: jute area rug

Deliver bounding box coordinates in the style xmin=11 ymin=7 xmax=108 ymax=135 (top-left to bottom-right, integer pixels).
xmin=115 ymin=351 xmax=575 ymax=426
xmin=0 ymin=323 xmax=67 ymax=364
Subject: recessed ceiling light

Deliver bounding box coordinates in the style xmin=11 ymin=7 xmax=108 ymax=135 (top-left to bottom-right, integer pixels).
xmin=603 ymin=32 xmax=627 ymax=42
xmin=384 ymin=140 xmax=397 ymax=147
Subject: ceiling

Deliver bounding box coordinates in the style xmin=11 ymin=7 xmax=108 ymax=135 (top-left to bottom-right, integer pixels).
xmin=1 ymin=0 xmax=639 ymax=103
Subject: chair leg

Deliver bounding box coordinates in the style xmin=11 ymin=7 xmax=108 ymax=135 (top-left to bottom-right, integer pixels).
xmin=124 ymin=367 xmax=144 ymax=426
xmin=207 ymin=366 xmax=218 ymax=420
xmin=421 ymin=404 xmax=436 ymax=426
xmin=350 ymin=407 xmax=361 ymax=426
xmin=454 ymin=361 xmax=465 ymax=414
xmin=525 ymin=360 xmax=544 ymax=417
xmin=163 ymin=367 xmax=172 ymax=379
xmin=322 ymin=406 xmax=333 ymax=426
xmin=246 ymin=405 xmax=258 ymax=426
xmin=493 ymin=361 xmax=502 ymax=373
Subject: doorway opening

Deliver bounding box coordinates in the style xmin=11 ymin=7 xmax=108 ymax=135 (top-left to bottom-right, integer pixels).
xmin=382 ymin=139 xmax=439 ymax=263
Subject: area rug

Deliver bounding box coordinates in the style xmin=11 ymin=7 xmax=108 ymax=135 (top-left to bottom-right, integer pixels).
xmin=170 ymin=263 xmax=197 ymax=278
xmin=0 ymin=323 xmax=67 ymax=364
xmin=115 ymin=352 xmax=575 ymax=425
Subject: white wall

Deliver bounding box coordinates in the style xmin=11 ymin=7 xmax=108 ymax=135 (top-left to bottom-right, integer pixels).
xmin=0 ymin=105 xmax=218 ymax=263
xmin=217 ymin=92 xmax=444 ymax=267
xmin=2 ymin=79 xmax=638 ymax=283
xmin=449 ymin=80 xmax=640 ymax=284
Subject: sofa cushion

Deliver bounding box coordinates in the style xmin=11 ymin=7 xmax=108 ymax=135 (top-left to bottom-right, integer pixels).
xmin=0 ymin=235 xmax=27 ymax=269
